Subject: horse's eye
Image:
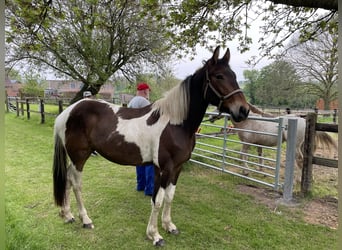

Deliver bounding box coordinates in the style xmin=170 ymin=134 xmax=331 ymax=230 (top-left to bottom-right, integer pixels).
xmin=215 ymin=74 xmax=224 ymax=80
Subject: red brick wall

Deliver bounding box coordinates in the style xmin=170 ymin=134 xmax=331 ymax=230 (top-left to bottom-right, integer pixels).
xmin=316 ymin=98 xmax=338 ymax=110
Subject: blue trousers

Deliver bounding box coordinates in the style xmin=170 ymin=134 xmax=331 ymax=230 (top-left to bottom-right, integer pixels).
xmin=136 ymin=165 xmax=154 ymax=196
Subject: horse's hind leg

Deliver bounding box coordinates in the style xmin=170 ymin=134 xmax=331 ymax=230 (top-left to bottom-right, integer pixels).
xmin=60 ymin=166 xmax=75 ymax=223
xmin=68 ymin=163 xmax=94 ymax=228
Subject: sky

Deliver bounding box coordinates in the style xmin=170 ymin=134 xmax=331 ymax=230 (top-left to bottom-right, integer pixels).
xmin=173 ymin=44 xmax=271 ymax=82
xmin=172 ymin=13 xmax=272 ymax=82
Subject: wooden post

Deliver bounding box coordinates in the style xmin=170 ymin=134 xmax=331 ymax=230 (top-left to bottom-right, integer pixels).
xmin=40 ymin=99 xmax=45 ymax=124
xmin=301 ymin=112 xmax=317 ymax=195
xmin=333 ymin=109 xmax=337 ymax=123
xmin=5 ymin=94 xmax=9 ymax=113
xmin=20 ymin=101 xmax=24 ymax=116
xmin=26 ymin=99 xmax=30 ymax=120
xmin=16 ymin=99 xmax=19 ymax=117
xmin=58 ymin=100 xmax=63 ymax=114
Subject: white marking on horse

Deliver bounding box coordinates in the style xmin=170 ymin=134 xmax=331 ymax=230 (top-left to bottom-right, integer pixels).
xmin=54 ymin=99 xmax=87 ymax=145
xmin=108 ymin=105 xmax=170 ymax=166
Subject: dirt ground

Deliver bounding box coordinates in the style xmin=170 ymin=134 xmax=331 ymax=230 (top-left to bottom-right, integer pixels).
xmin=237 ymin=172 xmax=338 ymax=230
xmin=236 ymin=140 xmax=338 ymax=229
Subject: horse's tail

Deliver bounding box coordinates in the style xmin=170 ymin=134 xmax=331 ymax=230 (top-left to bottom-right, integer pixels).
xmin=314 ymin=131 xmax=338 ymax=152
xmin=53 ymin=134 xmax=68 ymax=207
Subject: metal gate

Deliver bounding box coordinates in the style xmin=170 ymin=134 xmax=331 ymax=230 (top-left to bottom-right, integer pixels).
xmin=190 ymin=111 xmax=297 ymax=197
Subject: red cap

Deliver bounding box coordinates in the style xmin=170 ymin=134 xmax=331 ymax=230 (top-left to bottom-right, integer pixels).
xmin=137 ymin=82 xmax=150 ymax=91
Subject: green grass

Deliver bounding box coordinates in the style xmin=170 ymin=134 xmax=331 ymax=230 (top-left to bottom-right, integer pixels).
xmin=5 ymin=112 xmax=337 ymax=249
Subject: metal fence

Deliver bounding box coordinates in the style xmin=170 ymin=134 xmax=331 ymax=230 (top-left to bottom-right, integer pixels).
xmin=191 ymin=111 xmax=298 ymax=200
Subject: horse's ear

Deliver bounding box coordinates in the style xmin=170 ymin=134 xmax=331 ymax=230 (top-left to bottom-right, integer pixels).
xmin=222 ymin=48 xmax=230 ymax=63
xmin=211 ymin=46 xmax=220 ymax=64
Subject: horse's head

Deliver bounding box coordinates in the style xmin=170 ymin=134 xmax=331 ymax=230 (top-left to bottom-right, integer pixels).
xmin=203 ymin=46 xmax=249 ymax=122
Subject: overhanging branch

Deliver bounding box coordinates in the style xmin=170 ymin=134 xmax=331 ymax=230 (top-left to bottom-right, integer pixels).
xmin=269 ymin=0 xmax=337 ymax=11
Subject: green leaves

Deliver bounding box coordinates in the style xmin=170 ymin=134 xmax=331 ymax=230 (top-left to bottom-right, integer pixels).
xmin=6 ymin=0 xmax=174 ymax=103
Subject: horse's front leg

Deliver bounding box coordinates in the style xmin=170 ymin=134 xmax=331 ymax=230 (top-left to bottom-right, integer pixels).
xmin=146 ymin=187 xmax=165 ymax=246
xmin=257 ymin=147 xmax=264 ymax=171
xmin=161 ymin=184 xmax=179 ymax=235
xmin=241 ymin=144 xmax=250 ymax=175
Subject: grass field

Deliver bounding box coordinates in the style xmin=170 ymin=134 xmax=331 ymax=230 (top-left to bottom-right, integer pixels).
xmin=5 ymin=112 xmax=337 ymax=249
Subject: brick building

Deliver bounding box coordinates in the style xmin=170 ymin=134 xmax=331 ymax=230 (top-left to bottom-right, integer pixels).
xmin=45 ymin=80 xmax=115 ymax=99
xmin=316 ymin=98 xmax=338 ymax=110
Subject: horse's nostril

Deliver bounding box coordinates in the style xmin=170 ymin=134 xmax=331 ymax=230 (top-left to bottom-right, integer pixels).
xmin=239 ymin=106 xmax=250 ymax=119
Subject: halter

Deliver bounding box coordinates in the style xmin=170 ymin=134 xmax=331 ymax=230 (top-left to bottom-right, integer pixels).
xmin=203 ymin=70 xmax=243 ymax=112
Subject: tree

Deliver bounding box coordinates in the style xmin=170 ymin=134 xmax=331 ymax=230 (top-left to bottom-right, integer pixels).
xmin=5 ymin=68 xmax=22 ymax=82
xmin=284 ymin=31 xmax=338 ymax=110
xmin=19 ymin=72 xmax=45 ymax=98
xmin=243 ymin=69 xmax=259 ymax=104
xmin=163 ymin=0 xmax=337 ymax=61
xmin=127 ymin=69 xmax=180 ymax=102
xmin=5 ymin=0 xmax=172 ymax=103
xmin=252 ymin=60 xmax=304 ymax=107
xmin=5 ymin=0 xmax=338 ymax=103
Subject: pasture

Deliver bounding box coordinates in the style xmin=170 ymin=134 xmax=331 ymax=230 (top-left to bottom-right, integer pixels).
xmin=5 ymin=112 xmax=337 ymax=249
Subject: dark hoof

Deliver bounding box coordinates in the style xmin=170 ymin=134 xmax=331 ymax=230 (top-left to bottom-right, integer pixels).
xmin=83 ymin=223 xmax=94 ymax=229
xmin=155 ymin=239 xmax=165 ymax=247
xmin=168 ymin=229 xmax=180 ymax=235
xmin=66 ymin=218 xmax=75 ymax=224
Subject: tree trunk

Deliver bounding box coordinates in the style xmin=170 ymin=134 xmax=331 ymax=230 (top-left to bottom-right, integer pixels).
xmin=69 ymin=83 xmax=102 ymax=104
xmin=323 ymin=97 xmax=330 ymax=110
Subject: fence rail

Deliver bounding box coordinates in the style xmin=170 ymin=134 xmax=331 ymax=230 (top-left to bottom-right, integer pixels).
xmin=192 ymin=111 xmax=337 ymax=199
xmin=6 ymin=97 xmax=65 ymax=123
xmin=190 ymin=113 xmax=292 ymax=193
xmin=6 ymin=97 xmax=117 ymax=123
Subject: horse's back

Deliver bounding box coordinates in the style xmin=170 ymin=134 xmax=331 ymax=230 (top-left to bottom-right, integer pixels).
xmin=236 ymin=118 xmax=279 ymax=146
xmin=281 ymin=115 xmax=306 ymax=144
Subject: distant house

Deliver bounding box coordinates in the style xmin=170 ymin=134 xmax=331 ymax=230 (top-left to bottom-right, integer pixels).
xmin=316 ymin=98 xmax=338 ymax=110
xmin=45 ymin=80 xmax=115 ymax=99
xmin=5 ymin=75 xmax=22 ymax=97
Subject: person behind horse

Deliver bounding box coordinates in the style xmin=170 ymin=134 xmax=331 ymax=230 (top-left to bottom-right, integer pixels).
xmin=128 ymin=82 xmax=154 ymax=196
xmin=83 ymin=91 xmax=93 ymax=99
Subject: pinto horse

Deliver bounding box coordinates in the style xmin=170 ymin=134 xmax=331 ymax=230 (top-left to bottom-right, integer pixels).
xmin=53 ymin=46 xmax=249 ymax=246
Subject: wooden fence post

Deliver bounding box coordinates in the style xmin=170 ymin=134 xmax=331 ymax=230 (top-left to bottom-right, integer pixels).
xmin=20 ymin=101 xmax=24 ymax=116
xmin=16 ymin=99 xmax=19 ymax=117
xmin=301 ymin=112 xmax=317 ymax=195
xmin=58 ymin=100 xmax=63 ymax=114
xmin=333 ymin=109 xmax=337 ymax=123
xmin=26 ymin=99 xmax=30 ymax=120
xmin=5 ymin=94 xmax=9 ymax=113
xmin=40 ymin=99 xmax=45 ymax=124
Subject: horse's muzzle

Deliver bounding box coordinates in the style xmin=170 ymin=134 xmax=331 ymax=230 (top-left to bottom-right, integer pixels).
xmin=231 ymin=106 xmax=249 ymax=122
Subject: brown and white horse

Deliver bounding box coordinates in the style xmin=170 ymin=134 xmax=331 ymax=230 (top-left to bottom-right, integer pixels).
xmin=52 ymin=46 xmax=249 ymax=246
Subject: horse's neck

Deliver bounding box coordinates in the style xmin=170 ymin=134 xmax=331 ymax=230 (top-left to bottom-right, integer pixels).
xmin=183 ymin=73 xmax=209 ymax=134
xmin=231 ymin=119 xmax=250 ymax=130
